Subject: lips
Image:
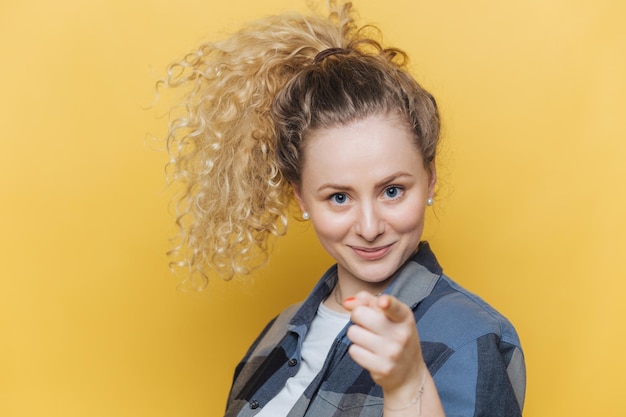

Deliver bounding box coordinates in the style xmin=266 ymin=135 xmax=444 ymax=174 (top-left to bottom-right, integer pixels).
xmin=350 ymin=243 xmax=394 ymax=260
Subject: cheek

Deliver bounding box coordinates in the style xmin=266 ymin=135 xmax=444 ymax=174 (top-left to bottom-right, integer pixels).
xmin=310 ymin=212 xmax=351 ymax=244
xmin=390 ymin=205 xmax=427 ymax=234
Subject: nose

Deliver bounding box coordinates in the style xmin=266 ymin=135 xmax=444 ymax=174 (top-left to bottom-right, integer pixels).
xmin=354 ymin=201 xmax=384 ymax=242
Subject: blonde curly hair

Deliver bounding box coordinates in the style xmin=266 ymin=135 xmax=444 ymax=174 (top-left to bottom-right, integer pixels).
xmin=162 ymin=1 xmax=440 ymax=285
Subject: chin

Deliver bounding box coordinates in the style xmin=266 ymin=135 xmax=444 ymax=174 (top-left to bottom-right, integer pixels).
xmin=352 ymin=265 xmax=399 ymax=283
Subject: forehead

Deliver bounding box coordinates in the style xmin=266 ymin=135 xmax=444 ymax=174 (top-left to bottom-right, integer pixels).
xmin=301 ymin=114 xmax=425 ymax=185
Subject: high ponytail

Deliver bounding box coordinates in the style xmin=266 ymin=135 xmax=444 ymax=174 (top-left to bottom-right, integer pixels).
xmin=162 ymin=1 xmax=440 ymax=285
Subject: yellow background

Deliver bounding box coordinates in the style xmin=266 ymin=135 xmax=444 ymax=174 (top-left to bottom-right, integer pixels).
xmin=1 ymin=0 xmax=625 ymax=416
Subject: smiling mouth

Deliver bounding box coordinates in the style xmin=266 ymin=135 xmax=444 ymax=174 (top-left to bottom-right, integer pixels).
xmin=350 ymin=244 xmax=394 ymax=260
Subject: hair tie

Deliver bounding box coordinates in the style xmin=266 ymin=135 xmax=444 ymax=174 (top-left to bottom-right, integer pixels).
xmin=313 ymin=47 xmax=351 ymax=64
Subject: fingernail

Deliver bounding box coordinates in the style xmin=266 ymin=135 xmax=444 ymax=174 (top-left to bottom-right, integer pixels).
xmin=343 ymin=297 xmax=356 ymax=303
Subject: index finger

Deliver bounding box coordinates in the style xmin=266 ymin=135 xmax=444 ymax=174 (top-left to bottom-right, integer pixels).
xmin=377 ymin=294 xmax=411 ymax=323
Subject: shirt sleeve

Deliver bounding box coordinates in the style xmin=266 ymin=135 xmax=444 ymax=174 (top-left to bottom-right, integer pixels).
xmin=432 ymin=333 xmax=525 ymax=417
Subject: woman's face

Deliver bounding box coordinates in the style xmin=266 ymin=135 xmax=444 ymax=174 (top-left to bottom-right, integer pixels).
xmin=294 ymin=113 xmax=436 ymax=288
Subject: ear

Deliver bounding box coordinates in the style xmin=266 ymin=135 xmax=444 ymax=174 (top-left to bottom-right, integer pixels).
xmin=291 ymin=183 xmax=308 ymax=213
xmin=427 ymin=162 xmax=437 ymax=199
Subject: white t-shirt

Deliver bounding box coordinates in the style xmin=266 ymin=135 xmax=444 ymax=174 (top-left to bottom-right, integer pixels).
xmin=255 ymin=302 xmax=350 ymax=416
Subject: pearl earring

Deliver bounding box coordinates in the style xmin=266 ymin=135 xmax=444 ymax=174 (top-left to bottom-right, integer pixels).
xmin=302 ymin=211 xmax=310 ymax=220
xmin=427 ymin=198 xmax=434 ymax=206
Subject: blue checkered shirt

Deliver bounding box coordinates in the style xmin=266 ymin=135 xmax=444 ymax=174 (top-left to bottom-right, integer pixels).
xmin=225 ymin=242 xmax=525 ymax=417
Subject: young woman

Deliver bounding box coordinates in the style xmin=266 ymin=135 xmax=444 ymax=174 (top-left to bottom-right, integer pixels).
xmin=163 ymin=2 xmax=525 ymax=416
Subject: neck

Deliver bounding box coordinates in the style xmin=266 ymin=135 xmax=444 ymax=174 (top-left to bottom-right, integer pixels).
xmin=324 ymin=281 xmax=385 ymax=313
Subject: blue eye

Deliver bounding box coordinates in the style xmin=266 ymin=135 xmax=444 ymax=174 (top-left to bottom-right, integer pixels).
xmin=384 ymin=186 xmax=403 ymax=200
xmin=330 ymin=193 xmax=348 ymax=205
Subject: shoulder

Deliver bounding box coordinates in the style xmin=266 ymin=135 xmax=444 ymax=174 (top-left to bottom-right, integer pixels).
xmin=417 ymin=274 xmax=521 ymax=351
xmin=244 ymin=301 xmax=303 ymax=359
xmin=240 ymin=265 xmax=335 ymax=360
xmin=417 ymin=275 xmax=526 ymax=415
xmin=230 ymin=301 xmax=304 ymax=391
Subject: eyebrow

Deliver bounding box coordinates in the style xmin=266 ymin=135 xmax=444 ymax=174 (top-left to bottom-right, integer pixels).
xmin=316 ymin=172 xmax=414 ymax=193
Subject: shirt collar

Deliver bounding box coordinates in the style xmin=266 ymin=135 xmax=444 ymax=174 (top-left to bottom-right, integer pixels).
xmin=289 ymin=241 xmax=442 ymax=329
xmin=385 ymin=241 xmax=442 ymax=308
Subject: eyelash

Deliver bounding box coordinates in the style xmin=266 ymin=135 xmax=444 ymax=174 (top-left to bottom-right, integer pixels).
xmin=327 ymin=186 xmax=404 ymax=206
xmin=329 ymin=193 xmax=349 ymax=206
xmin=383 ymin=185 xmax=404 ymax=200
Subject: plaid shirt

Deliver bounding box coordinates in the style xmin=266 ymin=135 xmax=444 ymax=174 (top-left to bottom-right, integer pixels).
xmin=225 ymin=242 xmax=525 ymax=417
